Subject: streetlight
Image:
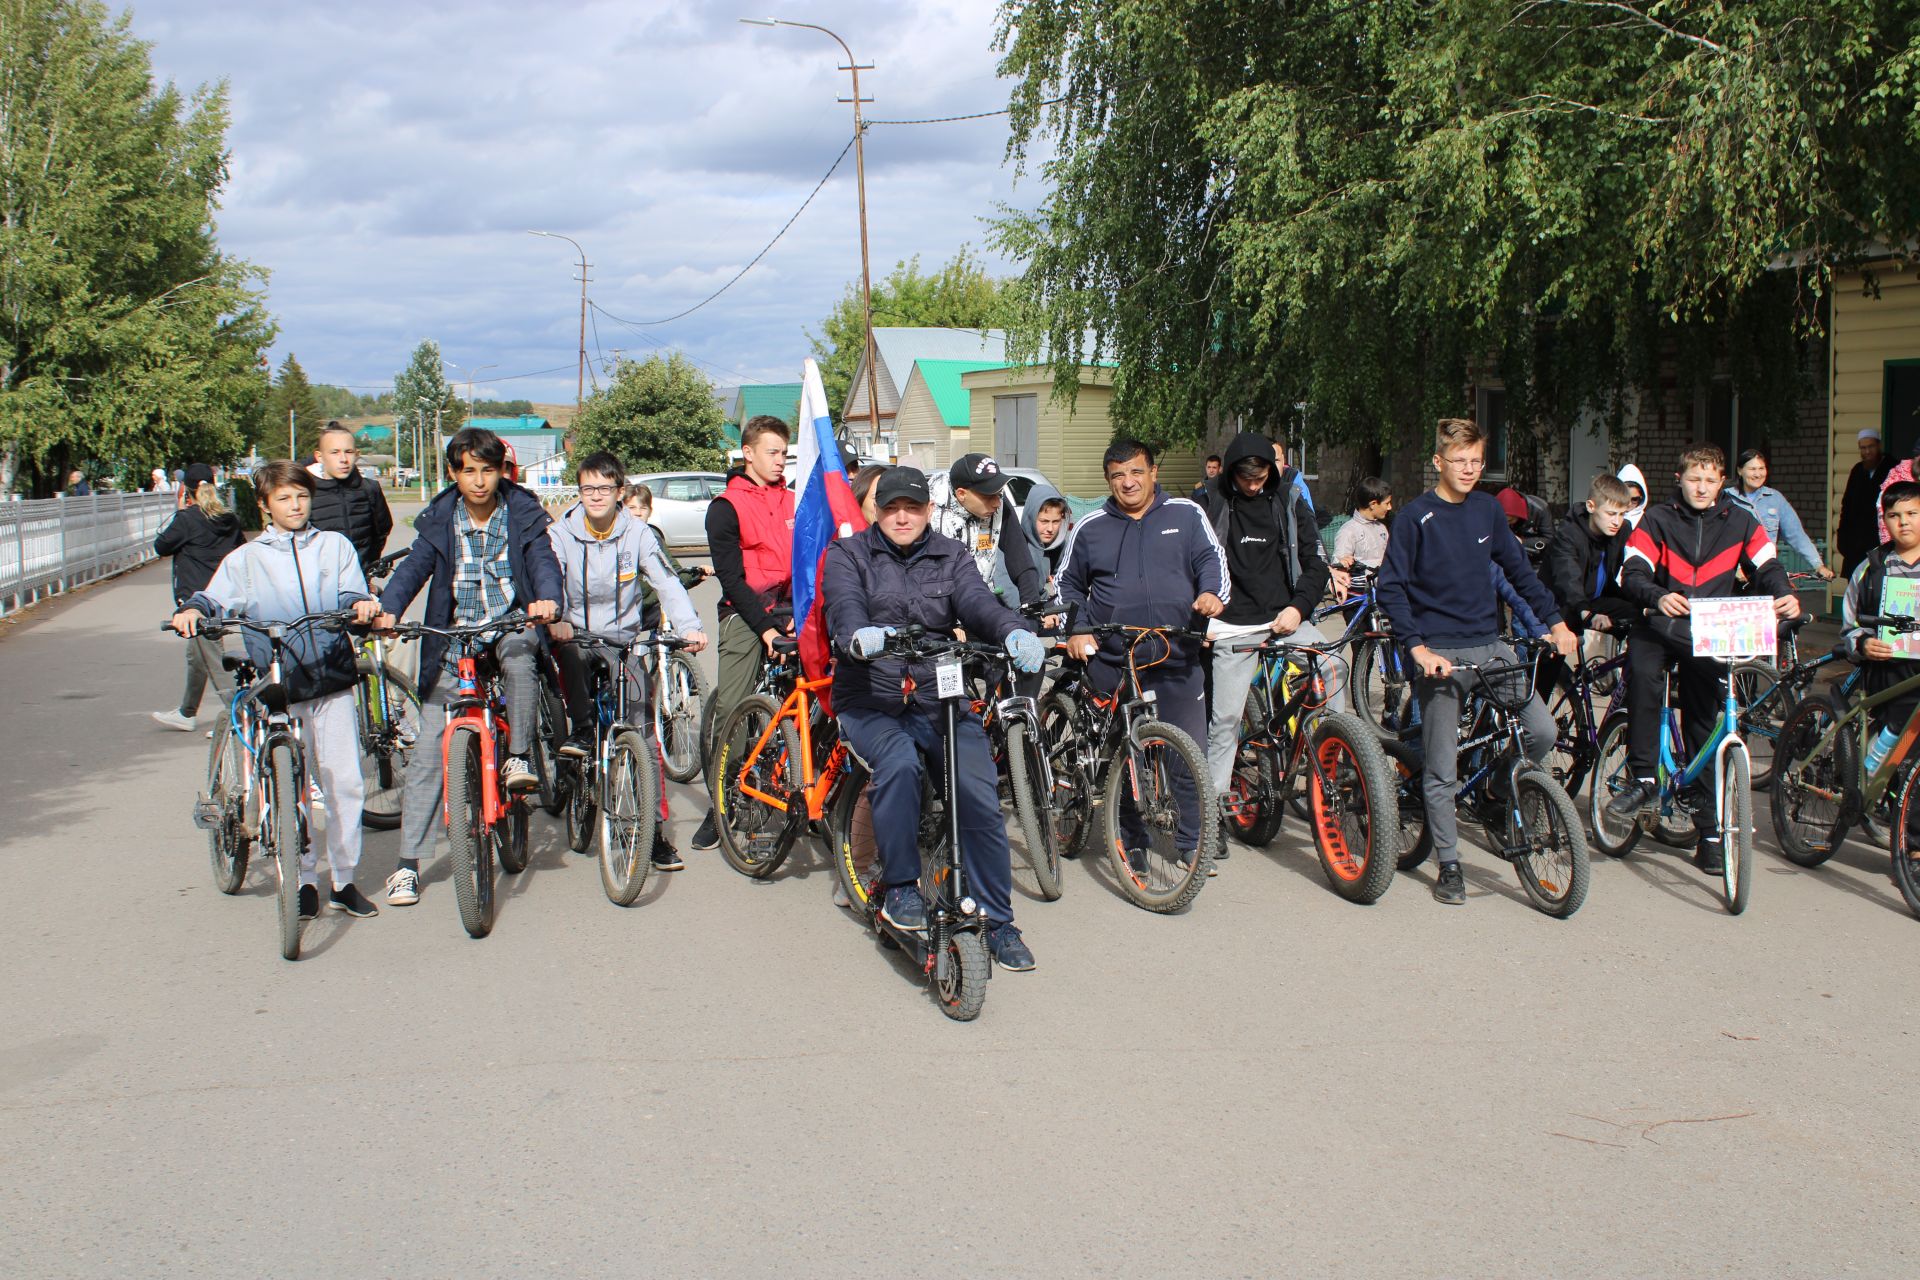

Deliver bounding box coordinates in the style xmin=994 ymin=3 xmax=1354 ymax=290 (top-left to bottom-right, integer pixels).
xmin=441 ymin=359 xmax=497 ymax=486
xmin=527 ymin=230 xmax=591 ymax=412
xmin=740 ymin=16 xmax=882 ymax=451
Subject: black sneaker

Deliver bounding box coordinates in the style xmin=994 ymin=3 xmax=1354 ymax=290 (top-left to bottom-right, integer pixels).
xmin=558 ymin=729 xmax=593 ymax=760
xmin=880 ymin=885 xmax=929 ymax=933
xmin=1694 ymin=835 xmax=1726 ymax=877
xmin=1605 ymin=779 xmax=1658 ymax=821
xmin=986 ymin=921 xmax=1036 ymax=971
xmin=691 ymin=810 xmax=720 ymax=851
xmin=1433 ymin=861 xmax=1467 ymax=905
xmin=329 ymin=884 xmax=380 ymax=917
xmin=1123 ymin=847 xmax=1150 ymax=878
xmin=651 ymin=832 xmax=684 ymax=871
xmin=297 ymin=884 xmax=319 ymax=921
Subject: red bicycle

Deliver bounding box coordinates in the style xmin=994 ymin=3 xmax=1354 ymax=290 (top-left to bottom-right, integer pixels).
xmin=390 ymin=615 xmax=536 ymax=937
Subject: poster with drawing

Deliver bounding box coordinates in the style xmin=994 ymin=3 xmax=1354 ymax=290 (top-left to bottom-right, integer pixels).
xmin=1880 ymin=578 xmax=1920 ymax=658
xmin=1690 ymin=596 xmax=1777 ymax=659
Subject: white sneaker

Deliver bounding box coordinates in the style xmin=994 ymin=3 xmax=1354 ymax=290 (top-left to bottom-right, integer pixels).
xmin=151 ymin=709 xmax=194 ymax=732
xmin=385 ymin=867 xmax=420 ymax=906
xmin=502 ymin=756 xmax=537 ymax=792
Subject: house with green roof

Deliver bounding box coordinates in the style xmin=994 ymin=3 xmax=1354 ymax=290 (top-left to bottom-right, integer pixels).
xmin=730 ymin=383 xmax=801 ymax=430
xmin=354 ymin=423 xmax=396 ymax=448
xmin=893 ymin=359 xmax=1005 ymax=471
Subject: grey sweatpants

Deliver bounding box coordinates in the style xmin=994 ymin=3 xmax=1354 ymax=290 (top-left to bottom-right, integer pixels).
xmin=1206 ymin=620 xmax=1344 ymax=793
xmin=398 ymin=632 xmax=536 ymax=865
xmin=179 ymin=634 xmax=234 ymax=718
xmin=1415 ymin=641 xmax=1557 ymax=865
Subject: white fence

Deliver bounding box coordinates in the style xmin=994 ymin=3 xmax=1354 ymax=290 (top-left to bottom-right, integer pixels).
xmin=0 ymin=493 xmax=181 ymax=616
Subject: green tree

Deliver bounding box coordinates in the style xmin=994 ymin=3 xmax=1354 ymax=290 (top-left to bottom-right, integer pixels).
xmin=567 ymin=352 xmax=725 ymax=478
xmin=808 ymin=247 xmax=1013 ymax=422
xmin=992 ymin=0 xmax=1920 ymax=479
xmin=0 ymin=0 xmax=275 ymax=496
xmin=392 ymin=339 xmax=462 ymax=473
xmin=266 ymin=353 xmax=321 ymax=458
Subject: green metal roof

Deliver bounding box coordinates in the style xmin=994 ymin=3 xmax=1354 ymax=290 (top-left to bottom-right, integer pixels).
xmin=910 ymin=360 xmax=1006 ymax=428
xmin=354 ymin=424 xmax=395 ymax=443
xmin=468 ymin=415 xmax=552 ymax=432
xmin=733 ymin=383 xmax=801 ymax=427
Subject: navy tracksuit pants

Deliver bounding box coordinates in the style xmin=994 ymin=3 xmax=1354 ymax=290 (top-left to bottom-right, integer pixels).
xmin=837 ymin=703 xmax=1015 ymax=926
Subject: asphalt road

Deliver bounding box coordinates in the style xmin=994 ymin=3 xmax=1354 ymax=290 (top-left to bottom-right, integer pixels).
xmin=3 ymin=517 xmax=1916 ymax=1277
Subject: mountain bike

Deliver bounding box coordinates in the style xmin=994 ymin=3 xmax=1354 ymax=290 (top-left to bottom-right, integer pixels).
xmin=653 ymin=630 xmax=707 ymax=784
xmin=1772 ymin=612 xmax=1920 ymax=917
xmin=1392 ymin=655 xmax=1590 ymax=916
xmin=973 ymin=600 xmax=1066 ymax=901
xmin=353 ymin=549 xmax=421 ymax=830
xmin=1335 ymin=572 xmax=1416 ymax=739
xmin=1222 ymin=632 xmax=1401 ymax=903
xmin=827 ymin=628 xmax=1009 ymax=1021
xmin=387 ymin=615 xmax=537 ymax=938
xmin=181 ymin=610 xmax=354 ymax=960
xmin=1038 ymin=624 xmax=1218 ymax=913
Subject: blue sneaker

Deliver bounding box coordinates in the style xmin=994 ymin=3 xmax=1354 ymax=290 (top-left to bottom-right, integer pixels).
xmin=986 ymin=922 xmax=1036 ymax=971
xmin=880 ymin=885 xmax=928 ymax=933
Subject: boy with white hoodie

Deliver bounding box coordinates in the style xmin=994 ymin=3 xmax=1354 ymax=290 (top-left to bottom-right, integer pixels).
xmin=172 ymin=460 xmax=384 ymax=920
xmin=548 ymin=451 xmax=709 ymax=868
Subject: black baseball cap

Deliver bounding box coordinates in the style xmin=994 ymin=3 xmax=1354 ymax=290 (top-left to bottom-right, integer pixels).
xmin=949 ymin=453 xmax=1009 ymax=494
xmin=183 ymin=462 xmax=216 ymax=488
xmin=873 ymin=466 xmax=931 ymax=509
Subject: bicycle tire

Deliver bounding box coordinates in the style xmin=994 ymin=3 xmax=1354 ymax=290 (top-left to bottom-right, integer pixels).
xmin=1039 ymin=691 xmax=1093 ymax=858
xmin=827 ymin=764 xmax=882 ymax=921
xmin=1587 ymin=713 xmax=1644 ymax=858
xmin=499 ymin=797 xmax=530 ymax=875
xmin=1770 ymin=692 xmax=1849 ymax=868
xmin=446 ymin=727 xmax=496 ymax=939
xmin=1306 ymin=713 xmax=1401 ymax=903
xmin=1005 ymin=720 xmax=1063 ymax=900
xmin=1891 ymin=763 xmax=1920 ymax=918
xmin=1380 ymin=738 xmax=1431 ymax=871
xmin=268 ymin=741 xmax=304 ymax=961
xmin=660 ymin=651 xmax=708 ymax=783
xmin=935 ymin=929 xmax=990 ymax=1022
xmin=1721 ymin=748 xmax=1753 ymax=915
xmin=699 ymin=690 xmax=722 ymax=792
xmin=1733 ymin=662 xmax=1784 ymax=791
xmin=356 ymin=660 xmax=420 ymax=831
xmin=206 ymin=716 xmax=250 ymax=893
xmin=1539 ymin=660 xmax=1590 ymax=799
xmin=1352 ymin=636 xmax=1413 ymax=740
xmin=1227 ymin=738 xmax=1284 ymax=849
xmin=599 ymin=729 xmax=660 ymax=905
xmin=1511 ymin=769 xmax=1590 ymax=918
xmin=1101 ymin=718 xmax=1215 ymax=913
xmin=565 ymin=761 xmax=596 ymax=854
xmin=714 ymin=694 xmax=802 ymax=879
xmin=533 ymin=681 xmax=568 ymax=817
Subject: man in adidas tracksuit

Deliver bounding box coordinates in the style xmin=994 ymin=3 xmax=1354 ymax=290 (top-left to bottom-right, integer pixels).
xmin=1609 ymin=444 xmax=1801 ymax=873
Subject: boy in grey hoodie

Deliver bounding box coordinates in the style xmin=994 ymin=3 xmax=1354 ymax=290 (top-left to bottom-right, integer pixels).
xmin=172 ymin=460 xmax=384 ymax=920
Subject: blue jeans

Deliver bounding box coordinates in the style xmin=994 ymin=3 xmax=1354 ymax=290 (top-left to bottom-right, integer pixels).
xmin=837 ymin=703 xmax=1014 ymax=926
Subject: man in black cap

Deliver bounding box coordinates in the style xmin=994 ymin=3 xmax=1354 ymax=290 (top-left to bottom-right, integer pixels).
xmin=821 ymin=466 xmax=1048 ymax=972
xmin=928 ymin=452 xmax=1046 ymax=609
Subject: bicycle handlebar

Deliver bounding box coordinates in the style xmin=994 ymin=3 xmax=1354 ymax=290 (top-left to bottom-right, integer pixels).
xmin=386 ymin=614 xmax=534 ymax=645
xmin=368 ymin=549 xmax=408 ymax=582
xmin=880 ymin=624 xmax=1010 ymax=663
xmin=161 ymin=609 xmax=355 ymax=640
xmin=1857 ymin=614 xmax=1920 ymax=634
xmin=567 ymin=627 xmax=698 ymax=653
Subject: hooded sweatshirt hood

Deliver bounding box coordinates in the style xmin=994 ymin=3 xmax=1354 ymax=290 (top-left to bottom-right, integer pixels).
xmin=1018 ymin=480 xmax=1071 ymax=583
xmin=1617 ymin=464 xmax=1650 ymax=526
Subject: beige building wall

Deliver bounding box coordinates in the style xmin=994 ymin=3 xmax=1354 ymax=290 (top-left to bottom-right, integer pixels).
xmin=1830 ymin=264 xmax=1920 ymax=539
xmin=963 ymin=366 xmax=1141 ymax=499
xmin=892 ymin=375 xmax=953 ymax=472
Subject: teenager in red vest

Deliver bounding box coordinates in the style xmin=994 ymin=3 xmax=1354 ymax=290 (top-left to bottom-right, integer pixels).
xmin=693 ymin=414 xmax=796 ymax=851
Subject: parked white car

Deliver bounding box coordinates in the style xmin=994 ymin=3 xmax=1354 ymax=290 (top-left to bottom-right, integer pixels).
xmin=629 ymin=471 xmax=727 ymax=549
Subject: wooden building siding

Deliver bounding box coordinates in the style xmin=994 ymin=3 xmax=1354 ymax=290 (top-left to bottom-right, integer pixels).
xmin=1829 ymin=266 xmax=1920 ymax=557
xmin=892 ymin=375 xmax=952 ymax=472
xmin=961 ymin=366 xmax=1142 ymax=499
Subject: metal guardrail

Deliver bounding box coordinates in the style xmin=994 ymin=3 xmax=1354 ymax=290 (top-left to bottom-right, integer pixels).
xmin=1 ymin=493 xmax=181 ymax=616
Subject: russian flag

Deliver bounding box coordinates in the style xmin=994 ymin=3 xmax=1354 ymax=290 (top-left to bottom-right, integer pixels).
xmin=791 ymin=357 xmax=866 ymax=697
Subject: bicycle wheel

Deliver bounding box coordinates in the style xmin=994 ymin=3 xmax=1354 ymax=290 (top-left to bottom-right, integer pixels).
xmin=1226 ymin=738 xmax=1284 ymax=849
xmin=935 ymin=929 xmax=990 ymax=1022
xmin=446 ymin=727 xmax=496 ymax=939
xmin=1381 ymin=738 xmax=1431 ymax=871
xmin=267 ymin=741 xmax=304 ymax=961
xmin=714 ymin=694 xmax=801 ymax=879
xmin=356 ymin=660 xmax=420 ymax=831
xmin=699 ymin=690 xmax=722 ymax=791
xmin=565 ymin=761 xmax=596 ymax=854
xmin=1538 ymin=660 xmax=1590 ymax=799
xmin=1770 ymin=693 xmax=1850 ymax=868
xmin=1587 ymin=713 xmax=1644 ymax=858
xmin=205 ymin=715 xmax=250 ymax=893
xmin=657 ymin=651 xmax=707 ymax=784
xmin=826 ymin=764 xmax=882 ymax=921
xmin=1101 ymin=718 xmax=1215 ymax=913
xmin=1352 ymin=636 xmax=1413 ymax=740
xmin=1720 ymin=747 xmax=1753 ymax=915
xmin=1891 ymin=764 xmax=1920 ymax=918
xmin=1511 ymin=769 xmax=1590 ymax=918
xmin=1005 ymin=720 xmax=1063 ymax=901
xmin=532 ymin=681 xmax=568 ymax=817
xmin=499 ymin=797 xmax=530 ymax=875
xmin=1305 ymin=713 xmax=1401 ymax=903
xmin=599 ymin=729 xmax=660 ymax=905
xmin=1733 ymin=662 xmax=1784 ymax=790
xmin=1039 ymin=691 xmax=1093 ymax=858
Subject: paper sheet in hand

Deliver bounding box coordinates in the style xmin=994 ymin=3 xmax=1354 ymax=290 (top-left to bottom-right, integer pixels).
xmin=1689 ymin=596 xmax=1776 ymax=659
xmin=1879 ymin=578 xmax=1920 ymax=658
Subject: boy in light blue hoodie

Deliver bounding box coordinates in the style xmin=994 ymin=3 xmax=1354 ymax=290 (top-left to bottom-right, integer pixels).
xmin=172 ymin=460 xmax=383 ymax=920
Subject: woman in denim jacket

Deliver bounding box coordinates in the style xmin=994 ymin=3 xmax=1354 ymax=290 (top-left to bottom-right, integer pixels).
xmin=1727 ymin=449 xmax=1836 ymax=581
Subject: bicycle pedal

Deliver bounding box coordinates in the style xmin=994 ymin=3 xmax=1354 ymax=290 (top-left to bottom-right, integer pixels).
xmin=191 ymin=799 xmax=223 ymax=831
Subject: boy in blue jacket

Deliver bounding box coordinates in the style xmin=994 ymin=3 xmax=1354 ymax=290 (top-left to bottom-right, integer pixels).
xmin=1376 ymin=419 xmax=1578 ymax=906
xmin=172 ymin=460 xmax=384 ymax=920
xmin=374 ymin=428 xmax=562 ymax=908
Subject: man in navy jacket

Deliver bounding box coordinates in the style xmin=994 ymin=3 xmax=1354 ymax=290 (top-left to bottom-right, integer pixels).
xmin=1057 ymin=439 xmax=1228 ymax=871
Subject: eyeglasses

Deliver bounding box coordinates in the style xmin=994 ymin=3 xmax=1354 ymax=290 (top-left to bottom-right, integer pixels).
xmin=579 ymin=484 xmax=619 ymax=497
xmin=1438 ymin=456 xmax=1486 ymax=472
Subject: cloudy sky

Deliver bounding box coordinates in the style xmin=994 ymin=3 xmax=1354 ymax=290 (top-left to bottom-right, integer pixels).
xmin=131 ymin=0 xmax=1043 ymax=404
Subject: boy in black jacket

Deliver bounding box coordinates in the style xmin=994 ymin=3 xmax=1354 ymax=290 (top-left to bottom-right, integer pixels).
xmin=1543 ymin=472 xmax=1636 ymax=638
xmin=1377 ymin=419 xmax=1578 ymax=906
xmin=310 ymin=422 xmax=394 ymax=577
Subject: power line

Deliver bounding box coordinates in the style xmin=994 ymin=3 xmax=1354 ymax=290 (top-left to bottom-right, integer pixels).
xmin=588 ymin=303 xmax=777 ymax=385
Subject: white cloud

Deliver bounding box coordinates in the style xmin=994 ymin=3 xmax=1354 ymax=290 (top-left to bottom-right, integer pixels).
xmin=130 ymin=0 xmax=1041 ymax=401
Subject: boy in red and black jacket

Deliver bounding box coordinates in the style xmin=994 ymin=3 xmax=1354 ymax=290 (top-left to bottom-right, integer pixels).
xmin=1610 ymin=444 xmax=1801 ymax=872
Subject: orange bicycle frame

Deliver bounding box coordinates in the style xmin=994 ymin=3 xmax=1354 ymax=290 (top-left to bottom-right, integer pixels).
xmin=733 ymin=674 xmax=847 ymax=821
xmin=441 ymin=651 xmax=508 ymax=829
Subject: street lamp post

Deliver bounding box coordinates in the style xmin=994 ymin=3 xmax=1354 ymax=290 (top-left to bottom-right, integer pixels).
xmin=441 ymin=359 xmax=497 ymax=485
xmin=527 ymin=230 xmax=591 ymax=413
xmin=740 ymin=16 xmax=882 ymax=452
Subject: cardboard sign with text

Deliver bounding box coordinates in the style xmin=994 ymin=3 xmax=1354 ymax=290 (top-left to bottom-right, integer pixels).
xmin=1690 ymin=596 xmax=1777 ymax=660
